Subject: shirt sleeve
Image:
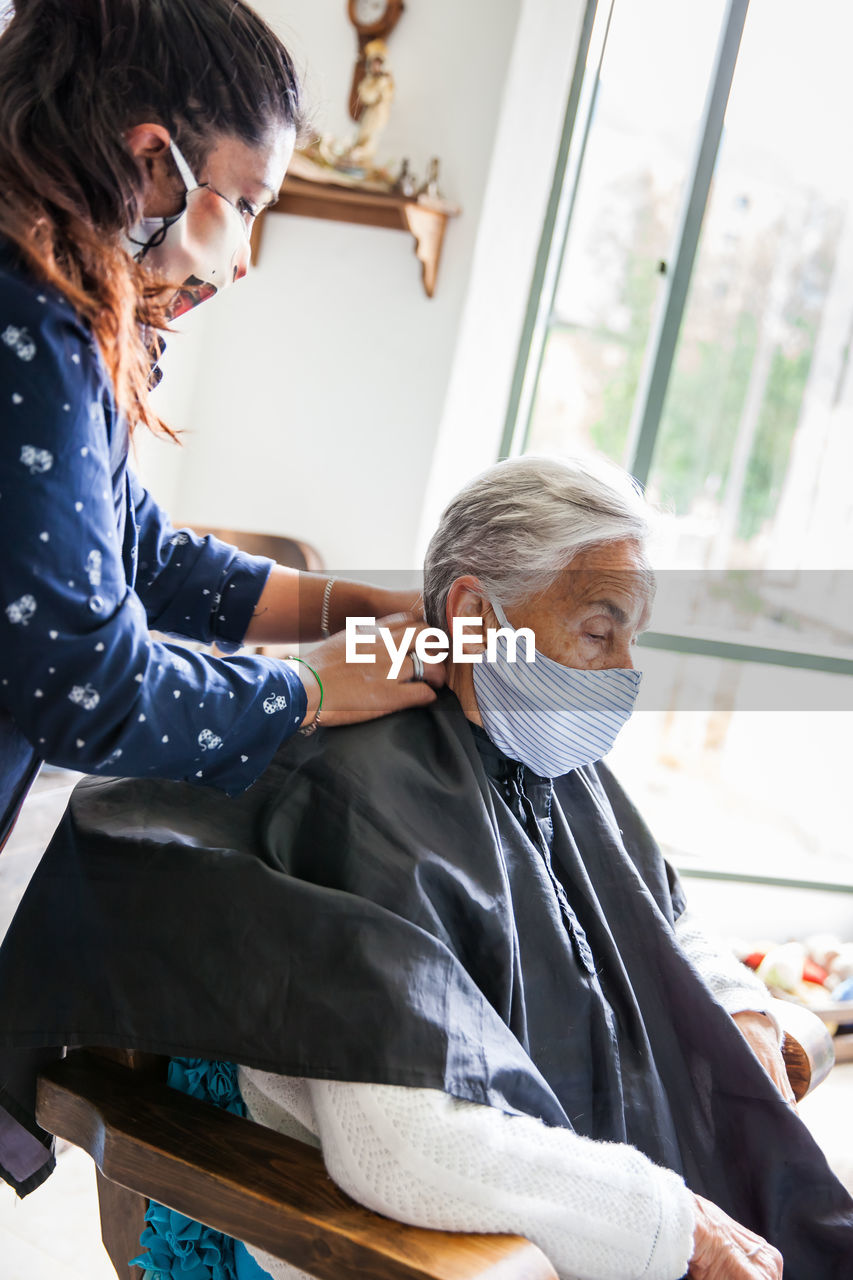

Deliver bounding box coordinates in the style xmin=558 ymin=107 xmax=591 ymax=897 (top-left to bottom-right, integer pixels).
xmin=129 ymin=473 xmax=274 ymax=654
xmin=237 ymin=1071 xmax=697 ymax=1280
xmin=0 ymin=266 xmax=306 ymax=793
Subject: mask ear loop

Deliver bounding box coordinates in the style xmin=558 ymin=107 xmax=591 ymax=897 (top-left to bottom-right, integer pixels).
xmin=129 ymin=138 xmax=197 ymax=261
xmin=128 ymin=222 xmax=169 ymax=257
xmin=491 ymin=599 xmax=511 ymax=629
xmin=168 ymin=138 xmax=200 ymax=192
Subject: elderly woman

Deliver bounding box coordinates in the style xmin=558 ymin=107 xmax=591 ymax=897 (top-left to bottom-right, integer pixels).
xmin=0 ymin=458 xmax=851 ymax=1280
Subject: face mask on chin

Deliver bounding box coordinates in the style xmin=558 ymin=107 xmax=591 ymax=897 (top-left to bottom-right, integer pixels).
xmin=125 ymin=139 xmax=252 ymax=318
xmin=471 ymin=598 xmax=642 ymax=778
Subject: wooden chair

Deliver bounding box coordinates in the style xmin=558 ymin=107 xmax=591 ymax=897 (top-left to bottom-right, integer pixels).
xmin=181 ymin=527 xmax=324 ymax=574
xmin=35 ymin=999 xmax=834 ymax=1280
xmin=36 ymin=1049 xmax=556 ymax=1280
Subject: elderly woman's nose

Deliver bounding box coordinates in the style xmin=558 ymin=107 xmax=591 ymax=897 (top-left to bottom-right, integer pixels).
xmin=609 ymin=639 xmax=635 ymax=670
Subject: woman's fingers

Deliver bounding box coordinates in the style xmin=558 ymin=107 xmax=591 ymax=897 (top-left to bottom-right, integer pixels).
xmin=688 ymin=1194 xmax=783 ymax=1278
xmin=403 ymin=644 xmax=446 ymax=689
xmin=366 ymin=613 xmax=448 ymax=686
xmin=291 ymin=612 xmax=449 ymax=727
xmin=732 ymin=1011 xmax=796 ymax=1106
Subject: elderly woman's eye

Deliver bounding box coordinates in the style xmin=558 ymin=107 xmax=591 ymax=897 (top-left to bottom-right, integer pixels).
xmin=585 ymin=633 xmax=607 ymax=642
xmin=237 ymin=198 xmax=258 ymax=220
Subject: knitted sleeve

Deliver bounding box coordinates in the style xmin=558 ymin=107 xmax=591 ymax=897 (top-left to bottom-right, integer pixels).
xmin=237 ymin=1069 xmax=696 ymax=1280
xmin=675 ymin=909 xmax=783 ymax=1042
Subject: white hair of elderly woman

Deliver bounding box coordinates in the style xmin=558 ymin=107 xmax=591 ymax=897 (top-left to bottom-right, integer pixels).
xmin=422 ymin=454 xmax=652 ymax=629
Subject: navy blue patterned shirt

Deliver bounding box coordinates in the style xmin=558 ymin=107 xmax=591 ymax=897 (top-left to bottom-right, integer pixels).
xmin=0 ymin=241 xmax=306 ymax=842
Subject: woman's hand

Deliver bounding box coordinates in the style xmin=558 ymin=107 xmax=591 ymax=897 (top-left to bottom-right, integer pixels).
xmin=688 ymin=1194 xmax=782 ymax=1278
xmin=290 ymin=611 xmax=446 ymax=727
xmin=732 ymin=1011 xmax=796 ymax=1106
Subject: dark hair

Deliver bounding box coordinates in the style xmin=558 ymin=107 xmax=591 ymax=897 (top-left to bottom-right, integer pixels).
xmin=0 ymin=0 xmax=303 ymax=435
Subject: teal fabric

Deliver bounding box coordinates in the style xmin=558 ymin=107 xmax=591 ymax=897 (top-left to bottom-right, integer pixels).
xmin=129 ymin=1058 xmax=246 ymax=1280
xmin=234 ymin=1242 xmax=273 ymax=1280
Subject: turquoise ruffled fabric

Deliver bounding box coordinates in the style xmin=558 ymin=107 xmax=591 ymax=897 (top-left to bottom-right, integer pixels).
xmin=130 ymin=1204 xmax=235 ymax=1280
xmin=129 ymin=1058 xmax=246 ymax=1280
xmin=165 ymin=1058 xmax=247 ymax=1116
xmin=234 ymin=1241 xmax=274 ymax=1279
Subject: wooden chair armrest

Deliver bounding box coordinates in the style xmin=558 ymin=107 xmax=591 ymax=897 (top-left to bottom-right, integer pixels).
xmin=770 ymin=997 xmax=835 ymax=1100
xmin=36 ymin=1052 xmax=556 ymax=1280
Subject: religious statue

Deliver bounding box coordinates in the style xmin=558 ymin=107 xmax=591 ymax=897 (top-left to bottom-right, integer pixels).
xmin=345 ymin=39 xmax=395 ymax=169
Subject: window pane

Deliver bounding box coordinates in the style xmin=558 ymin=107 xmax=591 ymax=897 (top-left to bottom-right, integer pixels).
xmin=609 ymin=662 xmax=853 ymax=883
xmin=619 ymin=582 xmax=853 ymax=879
xmin=525 ymin=0 xmax=726 ymax=458
xmin=644 ymin=569 xmax=853 ymax=667
xmin=647 ymin=0 xmax=853 ymax=571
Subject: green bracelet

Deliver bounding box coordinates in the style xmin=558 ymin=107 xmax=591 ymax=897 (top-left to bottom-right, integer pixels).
xmin=285 ymin=655 xmax=324 ymax=734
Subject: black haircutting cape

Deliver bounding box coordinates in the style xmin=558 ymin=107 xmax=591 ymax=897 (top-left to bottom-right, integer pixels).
xmin=0 ymin=689 xmax=850 ymax=1273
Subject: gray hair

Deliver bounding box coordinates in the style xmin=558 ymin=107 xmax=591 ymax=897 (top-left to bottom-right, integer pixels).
xmin=422 ymin=455 xmax=652 ymax=628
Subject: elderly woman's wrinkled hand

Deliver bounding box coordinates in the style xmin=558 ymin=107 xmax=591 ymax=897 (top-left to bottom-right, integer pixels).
xmin=688 ymin=1193 xmax=783 ymax=1278
xmin=732 ymin=1010 xmax=797 ymax=1107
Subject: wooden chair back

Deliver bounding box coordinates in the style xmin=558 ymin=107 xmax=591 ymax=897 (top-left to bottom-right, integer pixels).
xmin=181 ymin=527 xmax=323 ymax=573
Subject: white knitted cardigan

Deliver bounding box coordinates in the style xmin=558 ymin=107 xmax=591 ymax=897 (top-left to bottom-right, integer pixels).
xmin=238 ymin=912 xmax=778 ymax=1280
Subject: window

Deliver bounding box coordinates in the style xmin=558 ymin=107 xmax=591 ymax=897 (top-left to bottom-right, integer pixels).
xmin=504 ymin=0 xmax=853 ymax=888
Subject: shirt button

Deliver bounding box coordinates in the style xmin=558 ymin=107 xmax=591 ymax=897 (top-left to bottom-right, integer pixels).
xmin=88 ymin=594 xmax=105 ymax=613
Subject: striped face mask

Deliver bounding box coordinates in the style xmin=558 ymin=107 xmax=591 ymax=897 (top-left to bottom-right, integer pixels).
xmin=471 ymin=600 xmax=642 ymax=778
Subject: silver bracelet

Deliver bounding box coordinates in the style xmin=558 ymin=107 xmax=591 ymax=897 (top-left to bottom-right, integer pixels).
xmin=320 ymin=577 xmax=336 ymax=639
xmin=299 ymin=708 xmax=321 ymax=737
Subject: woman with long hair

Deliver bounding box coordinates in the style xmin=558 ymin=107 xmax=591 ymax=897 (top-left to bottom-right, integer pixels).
xmin=0 ymin=0 xmax=442 ymax=845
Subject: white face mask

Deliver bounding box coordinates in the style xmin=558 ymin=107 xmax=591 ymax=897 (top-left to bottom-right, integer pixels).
xmin=125 ymin=139 xmax=252 ymax=317
xmin=471 ymin=600 xmax=642 ymax=778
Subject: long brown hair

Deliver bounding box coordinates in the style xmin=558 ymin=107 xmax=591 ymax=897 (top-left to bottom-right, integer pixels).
xmin=0 ymin=0 xmax=302 ymax=436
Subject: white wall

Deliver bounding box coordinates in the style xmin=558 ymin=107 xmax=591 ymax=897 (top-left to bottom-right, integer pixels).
xmin=136 ymin=0 xmax=587 ymax=572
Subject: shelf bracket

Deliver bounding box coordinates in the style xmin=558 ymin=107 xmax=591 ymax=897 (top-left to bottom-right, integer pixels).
xmin=251 ymin=177 xmax=459 ymax=299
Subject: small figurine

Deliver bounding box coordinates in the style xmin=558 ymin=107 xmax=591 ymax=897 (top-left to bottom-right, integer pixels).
xmin=393 ymin=158 xmax=417 ymax=198
xmin=346 ymin=39 xmax=395 ymax=169
xmin=417 ymin=157 xmax=443 ymax=201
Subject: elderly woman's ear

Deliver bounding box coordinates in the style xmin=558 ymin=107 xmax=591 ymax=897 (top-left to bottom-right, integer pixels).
xmin=444 ymin=576 xmax=493 ymax=657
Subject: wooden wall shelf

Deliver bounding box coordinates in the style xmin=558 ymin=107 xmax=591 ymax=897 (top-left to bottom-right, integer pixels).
xmin=251 ymin=176 xmax=459 ymax=298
